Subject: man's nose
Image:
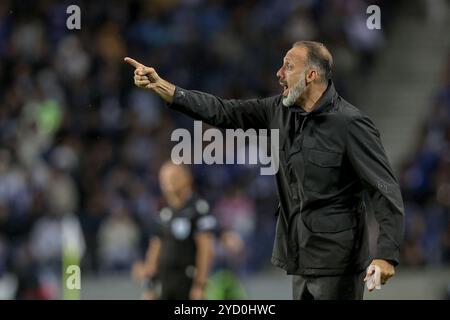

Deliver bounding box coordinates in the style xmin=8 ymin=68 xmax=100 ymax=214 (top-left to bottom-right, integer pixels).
xmin=276 ymin=68 xmax=283 ymax=79
xmin=277 ymin=69 xmax=281 ymax=78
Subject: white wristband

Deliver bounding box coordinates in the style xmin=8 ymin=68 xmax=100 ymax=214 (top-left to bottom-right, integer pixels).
xmin=366 ymin=265 xmax=382 ymax=290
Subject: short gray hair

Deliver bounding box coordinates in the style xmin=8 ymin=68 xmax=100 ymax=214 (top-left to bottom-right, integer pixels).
xmin=293 ymin=41 xmax=333 ymax=83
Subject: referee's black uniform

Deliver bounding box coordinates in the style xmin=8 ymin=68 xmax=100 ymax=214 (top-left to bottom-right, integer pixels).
xmin=154 ymin=194 xmax=217 ymax=299
xmin=166 ymin=81 xmax=405 ymax=299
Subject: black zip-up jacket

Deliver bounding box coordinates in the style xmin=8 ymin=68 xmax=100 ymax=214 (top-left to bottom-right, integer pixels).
xmin=167 ymin=81 xmax=405 ymax=276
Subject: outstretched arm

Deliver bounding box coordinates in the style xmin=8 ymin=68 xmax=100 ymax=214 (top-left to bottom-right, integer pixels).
xmin=124 ymin=57 xmax=276 ymax=130
xmin=124 ymin=57 xmax=176 ymax=103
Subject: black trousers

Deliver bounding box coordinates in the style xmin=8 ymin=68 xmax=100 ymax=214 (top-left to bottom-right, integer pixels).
xmin=292 ymin=271 xmax=365 ymax=300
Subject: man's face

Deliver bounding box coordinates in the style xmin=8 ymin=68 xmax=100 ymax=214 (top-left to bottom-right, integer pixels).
xmin=159 ymin=163 xmax=192 ymax=198
xmin=276 ymin=46 xmax=308 ymax=107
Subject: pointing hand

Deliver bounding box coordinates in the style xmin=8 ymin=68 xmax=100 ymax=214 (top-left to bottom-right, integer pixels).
xmin=124 ymin=57 xmax=161 ymax=90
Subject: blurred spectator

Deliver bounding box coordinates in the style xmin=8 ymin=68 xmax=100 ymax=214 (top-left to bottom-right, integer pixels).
xmin=400 ymin=52 xmax=450 ymax=267
xmin=97 ymin=202 xmax=140 ymax=272
xmin=0 ymin=0 xmax=409 ymax=299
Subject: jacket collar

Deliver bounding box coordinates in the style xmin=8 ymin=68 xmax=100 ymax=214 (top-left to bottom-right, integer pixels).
xmin=288 ymin=80 xmax=337 ymax=116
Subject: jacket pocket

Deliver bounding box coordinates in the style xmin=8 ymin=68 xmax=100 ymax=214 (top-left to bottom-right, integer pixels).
xmin=297 ymin=213 xmax=356 ymax=269
xmin=304 ymin=149 xmax=342 ymax=193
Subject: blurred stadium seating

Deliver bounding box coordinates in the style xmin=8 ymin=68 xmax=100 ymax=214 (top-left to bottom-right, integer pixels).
xmin=0 ymin=0 xmax=448 ymax=299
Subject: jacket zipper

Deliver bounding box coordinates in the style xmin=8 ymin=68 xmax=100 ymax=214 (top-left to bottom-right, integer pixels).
xmin=299 ymin=115 xmax=308 ymax=133
xmin=298 ymin=115 xmax=308 ymax=214
xmin=287 ymin=114 xmax=309 ymax=268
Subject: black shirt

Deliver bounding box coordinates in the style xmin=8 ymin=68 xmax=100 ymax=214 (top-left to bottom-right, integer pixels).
xmin=156 ymin=195 xmax=217 ymax=272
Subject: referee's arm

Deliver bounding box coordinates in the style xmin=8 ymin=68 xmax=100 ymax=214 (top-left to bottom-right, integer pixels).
xmin=143 ymin=236 xmax=161 ymax=278
xmin=191 ymin=232 xmax=215 ymax=300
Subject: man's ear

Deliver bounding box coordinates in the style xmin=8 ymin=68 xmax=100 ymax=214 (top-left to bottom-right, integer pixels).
xmin=306 ymin=69 xmax=317 ymax=84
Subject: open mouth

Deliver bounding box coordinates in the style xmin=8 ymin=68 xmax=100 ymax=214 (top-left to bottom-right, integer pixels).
xmin=280 ymin=82 xmax=289 ymax=97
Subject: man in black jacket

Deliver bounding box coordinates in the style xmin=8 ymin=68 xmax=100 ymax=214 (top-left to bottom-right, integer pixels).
xmin=124 ymin=40 xmax=405 ymax=300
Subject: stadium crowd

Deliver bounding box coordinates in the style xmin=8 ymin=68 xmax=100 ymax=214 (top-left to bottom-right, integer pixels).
xmin=0 ymin=0 xmax=443 ymax=300
xmin=399 ymin=53 xmax=450 ymax=267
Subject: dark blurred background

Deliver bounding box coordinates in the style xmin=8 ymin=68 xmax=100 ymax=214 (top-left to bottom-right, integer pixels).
xmin=0 ymin=0 xmax=449 ymax=299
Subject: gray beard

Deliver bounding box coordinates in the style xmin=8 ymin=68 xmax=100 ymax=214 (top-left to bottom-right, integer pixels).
xmin=282 ymin=72 xmax=307 ymax=107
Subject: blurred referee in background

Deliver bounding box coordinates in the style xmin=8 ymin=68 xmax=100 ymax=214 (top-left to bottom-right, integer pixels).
xmin=132 ymin=161 xmax=216 ymax=300
xmin=125 ymin=40 xmax=405 ymax=300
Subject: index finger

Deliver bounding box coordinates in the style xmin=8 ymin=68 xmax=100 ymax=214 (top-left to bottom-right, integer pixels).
xmin=124 ymin=57 xmax=142 ymax=68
